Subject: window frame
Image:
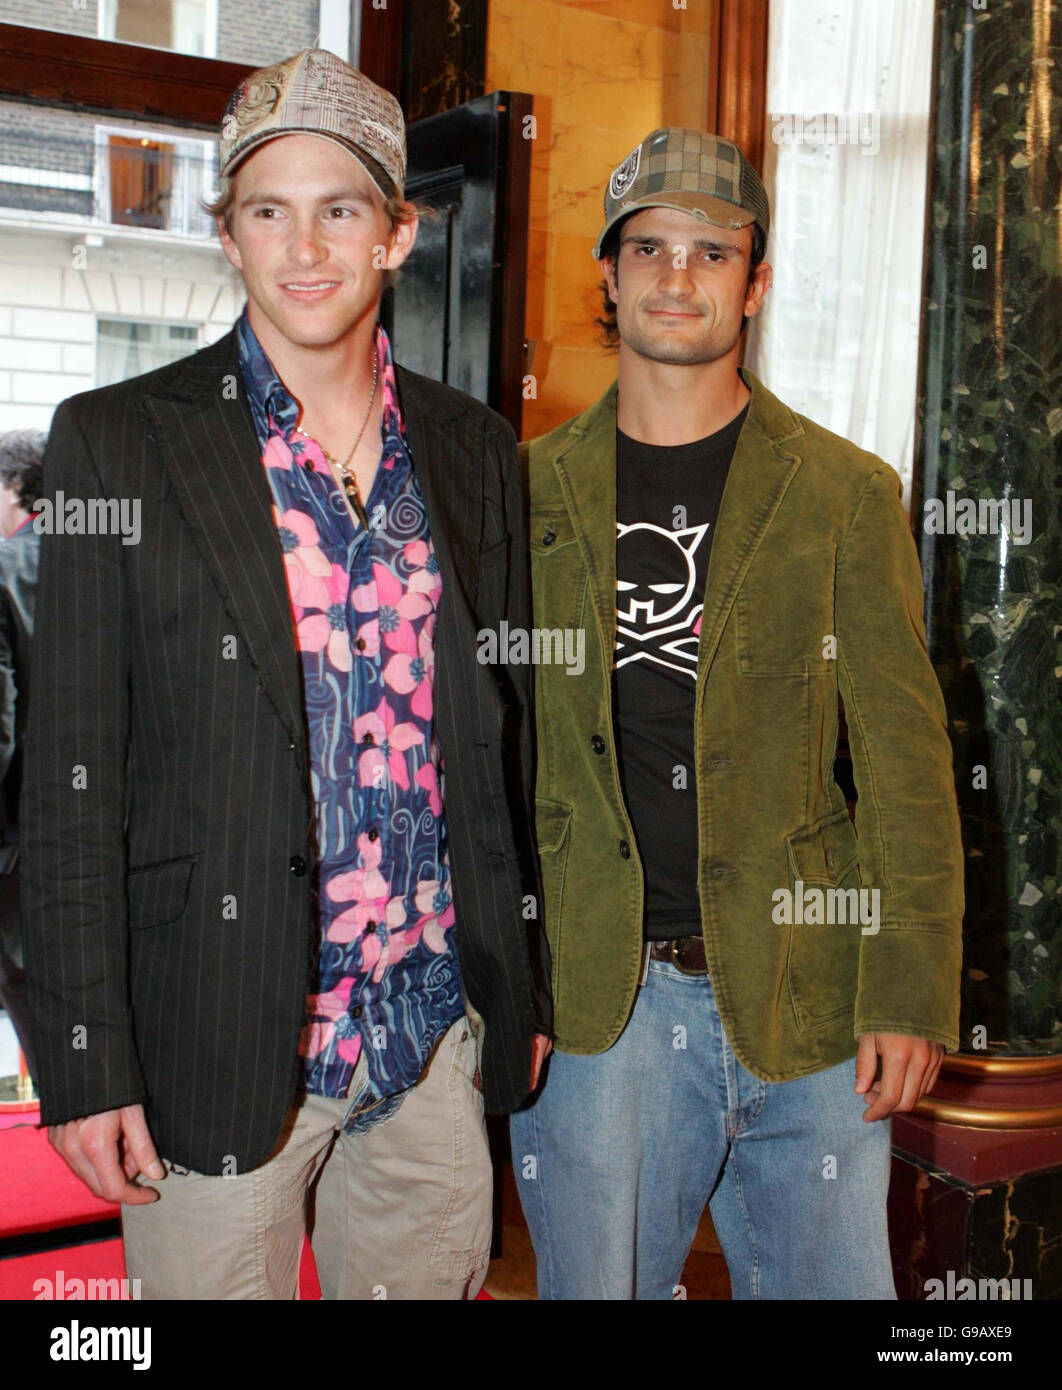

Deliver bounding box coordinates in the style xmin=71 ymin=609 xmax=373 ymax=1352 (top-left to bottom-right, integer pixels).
xmin=95 ymin=315 xmax=204 ymax=389
xmin=0 ymin=7 xmax=388 ymax=131
xmin=93 ymin=120 xmax=216 ymax=237
xmin=98 ymin=0 xmax=220 ymax=60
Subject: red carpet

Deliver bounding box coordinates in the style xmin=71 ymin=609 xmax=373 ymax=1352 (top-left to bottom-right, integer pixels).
xmin=0 ymin=1236 xmax=131 ymax=1300
xmin=0 ymin=1120 xmax=118 ymax=1239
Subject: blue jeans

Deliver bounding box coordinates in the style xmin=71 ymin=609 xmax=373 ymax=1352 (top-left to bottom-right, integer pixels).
xmin=510 ymin=958 xmax=897 ymax=1299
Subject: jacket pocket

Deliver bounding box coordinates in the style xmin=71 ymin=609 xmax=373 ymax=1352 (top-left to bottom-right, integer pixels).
xmin=736 ymin=539 xmax=837 ymax=676
xmin=783 ymin=810 xmax=862 ymax=1029
xmin=534 ymin=798 xmax=573 ymax=988
xmin=127 ymin=854 xmax=197 ymax=930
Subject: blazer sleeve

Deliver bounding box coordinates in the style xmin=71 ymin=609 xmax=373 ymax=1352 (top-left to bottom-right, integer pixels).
xmin=20 ymin=398 xmax=147 ymax=1125
xmin=835 ymin=463 xmax=965 ymax=1051
xmin=487 ymin=415 xmax=553 ymax=1040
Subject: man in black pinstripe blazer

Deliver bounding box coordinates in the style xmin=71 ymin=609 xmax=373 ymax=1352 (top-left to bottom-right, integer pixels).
xmin=19 ymin=50 xmax=551 ymax=1299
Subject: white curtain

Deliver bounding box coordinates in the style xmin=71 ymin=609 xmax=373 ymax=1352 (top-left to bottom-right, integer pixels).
xmin=745 ymin=0 xmax=935 ymax=504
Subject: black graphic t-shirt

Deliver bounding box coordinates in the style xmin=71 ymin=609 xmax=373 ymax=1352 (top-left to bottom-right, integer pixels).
xmin=613 ymin=403 xmax=748 ymax=939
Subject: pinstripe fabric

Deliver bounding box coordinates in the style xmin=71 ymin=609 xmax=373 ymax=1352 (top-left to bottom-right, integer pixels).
xmin=20 ymin=329 xmax=551 ymax=1175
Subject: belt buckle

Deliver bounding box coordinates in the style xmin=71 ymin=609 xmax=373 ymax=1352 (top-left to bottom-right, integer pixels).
xmin=670 ymin=935 xmax=707 ymax=977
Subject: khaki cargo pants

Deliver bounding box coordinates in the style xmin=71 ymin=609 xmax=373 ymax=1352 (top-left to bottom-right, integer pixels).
xmin=121 ymin=1017 xmax=491 ymax=1300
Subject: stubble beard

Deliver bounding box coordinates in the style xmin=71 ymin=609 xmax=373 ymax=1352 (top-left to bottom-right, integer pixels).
xmin=618 ymin=309 xmax=741 ymax=367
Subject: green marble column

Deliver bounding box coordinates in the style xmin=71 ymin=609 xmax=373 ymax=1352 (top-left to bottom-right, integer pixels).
xmin=913 ymin=0 xmax=1061 ymax=1055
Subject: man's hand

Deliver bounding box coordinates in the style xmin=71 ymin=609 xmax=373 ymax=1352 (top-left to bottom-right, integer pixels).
xmin=530 ymin=1032 xmax=553 ymax=1092
xmin=855 ymin=1033 xmax=944 ymax=1122
xmin=49 ymin=1104 xmax=165 ymax=1205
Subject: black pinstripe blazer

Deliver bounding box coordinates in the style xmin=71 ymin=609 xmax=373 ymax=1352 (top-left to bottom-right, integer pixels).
xmin=20 ymin=328 xmax=551 ymax=1174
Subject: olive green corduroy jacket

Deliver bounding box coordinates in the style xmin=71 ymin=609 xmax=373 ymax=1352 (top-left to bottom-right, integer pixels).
xmin=522 ymin=368 xmax=964 ymax=1081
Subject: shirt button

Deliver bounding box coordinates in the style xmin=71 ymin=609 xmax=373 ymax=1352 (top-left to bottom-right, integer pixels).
xmin=364 ymin=732 xmax=375 ymax=745
xmin=350 ymin=1006 xmax=363 ymax=1020
xmin=591 ymin=734 xmax=605 ymax=755
xmin=618 ymin=840 xmax=631 ymax=859
xmin=541 ymin=529 xmax=556 ymax=546
xmin=290 ymin=855 xmax=307 ymax=877
xmin=355 ymin=637 xmax=366 ymax=651
xmin=365 ymin=921 xmax=377 ymax=935
xmin=367 ymin=827 xmax=379 ymax=842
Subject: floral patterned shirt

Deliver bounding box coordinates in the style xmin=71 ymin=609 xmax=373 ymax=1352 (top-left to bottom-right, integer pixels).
xmin=237 ymin=308 xmax=465 ymax=1131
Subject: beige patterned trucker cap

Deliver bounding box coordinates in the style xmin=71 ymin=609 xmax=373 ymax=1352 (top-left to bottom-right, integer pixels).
xmin=593 ymin=128 xmax=770 ymax=259
xmin=219 ymin=48 xmax=405 ymax=198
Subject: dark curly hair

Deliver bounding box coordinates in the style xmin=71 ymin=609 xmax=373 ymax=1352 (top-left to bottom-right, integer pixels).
xmin=0 ymin=430 xmax=46 ymax=510
xmin=595 ymin=217 xmax=768 ymax=349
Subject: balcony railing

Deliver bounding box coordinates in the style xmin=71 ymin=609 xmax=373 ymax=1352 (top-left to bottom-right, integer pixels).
xmin=0 ymin=126 xmax=216 ymax=239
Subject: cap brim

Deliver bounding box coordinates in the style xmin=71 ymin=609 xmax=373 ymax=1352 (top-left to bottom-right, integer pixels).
xmin=222 ymin=129 xmax=398 ymax=199
xmin=593 ymin=191 xmax=757 ymax=259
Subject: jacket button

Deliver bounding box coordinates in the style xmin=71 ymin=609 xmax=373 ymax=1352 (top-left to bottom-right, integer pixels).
xmin=350 ymin=1005 xmax=363 ymax=1019
xmin=289 ymin=740 xmax=296 ymax=751
xmin=541 ymin=529 xmax=556 ymax=546
xmin=619 ymin=840 xmax=631 ymax=859
xmin=825 ymin=851 xmax=835 ymax=873
xmin=290 ymin=855 xmax=307 ymax=877
xmin=591 ymin=734 xmax=605 ymax=754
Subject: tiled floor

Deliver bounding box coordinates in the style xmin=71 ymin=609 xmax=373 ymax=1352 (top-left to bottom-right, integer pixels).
xmin=483 ymin=1158 xmax=732 ymax=1300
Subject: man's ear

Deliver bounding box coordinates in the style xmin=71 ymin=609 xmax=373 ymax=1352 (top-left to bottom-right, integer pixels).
xmin=744 ymin=258 xmax=772 ymax=320
xmin=218 ymin=216 xmax=242 ymax=272
xmin=601 ymin=252 xmax=619 ymax=303
xmin=385 ymin=213 xmax=418 ymax=272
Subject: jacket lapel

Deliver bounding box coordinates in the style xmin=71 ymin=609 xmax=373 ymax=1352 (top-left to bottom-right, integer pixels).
xmin=141 ymin=330 xmax=308 ymax=775
xmin=551 ymin=382 xmax=619 ymax=668
xmin=394 ymin=365 xmax=483 ymax=617
xmin=695 ymin=368 xmax=806 ymax=679
xmin=549 ymin=369 xmax=807 ymax=684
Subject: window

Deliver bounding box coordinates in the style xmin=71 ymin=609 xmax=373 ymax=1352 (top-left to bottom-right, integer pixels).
xmin=746 ymin=0 xmax=935 ymax=498
xmin=99 ymin=0 xmax=218 ymax=59
xmin=96 ymin=320 xmax=200 ymax=387
xmin=95 ymin=125 xmax=216 ymax=238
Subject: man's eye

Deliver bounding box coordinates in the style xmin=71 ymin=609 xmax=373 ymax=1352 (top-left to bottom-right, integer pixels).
xmin=328 ymin=206 xmax=355 ymax=218
xmin=253 ymin=207 xmax=278 ymax=218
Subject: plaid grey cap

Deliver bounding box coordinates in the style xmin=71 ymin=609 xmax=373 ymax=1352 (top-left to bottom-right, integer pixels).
xmin=593 ymin=128 xmax=769 ymax=259
xmin=219 ymin=48 xmax=405 ymax=198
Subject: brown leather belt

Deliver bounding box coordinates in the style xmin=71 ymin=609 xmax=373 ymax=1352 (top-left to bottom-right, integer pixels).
xmin=649 ymin=934 xmax=709 ymax=976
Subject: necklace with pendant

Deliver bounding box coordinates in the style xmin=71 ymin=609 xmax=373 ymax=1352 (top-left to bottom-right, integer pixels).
xmin=295 ymin=342 xmax=379 ymax=530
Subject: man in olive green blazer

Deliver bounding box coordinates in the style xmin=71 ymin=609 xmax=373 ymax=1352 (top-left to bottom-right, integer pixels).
xmin=510 ymin=129 xmax=963 ymax=1300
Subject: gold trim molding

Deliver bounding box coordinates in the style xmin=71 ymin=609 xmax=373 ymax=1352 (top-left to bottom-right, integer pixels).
xmin=912 ymin=1052 xmax=1062 ymax=1128
xmin=943 ymin=1054 xmax=1062 ymax=1079
xmin=914 ymin=1096 xmax=1062 ymax=1129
